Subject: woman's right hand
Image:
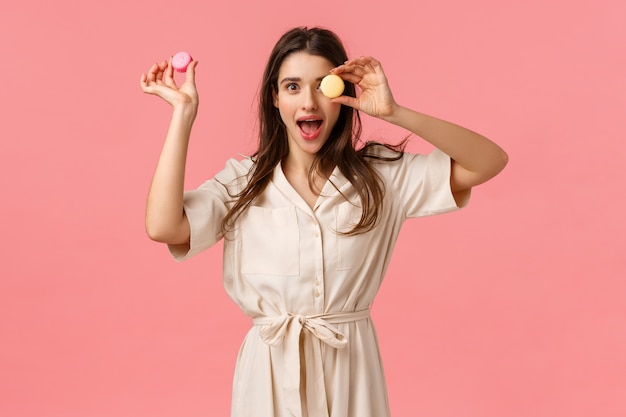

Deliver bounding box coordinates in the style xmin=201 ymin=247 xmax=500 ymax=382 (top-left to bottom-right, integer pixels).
xmin=140 ymin=57 xmax=199 ymax=117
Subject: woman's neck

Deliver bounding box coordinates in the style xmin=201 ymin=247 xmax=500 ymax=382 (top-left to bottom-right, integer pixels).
xmin=283 ymin=151 xmax=315 ymax=176
xmin=282 ymin=154 xmax=334 ymax=208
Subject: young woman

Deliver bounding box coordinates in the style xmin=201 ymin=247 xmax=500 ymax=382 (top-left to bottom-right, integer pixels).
xmin=140 ymin=27 xmax=507 ymax=417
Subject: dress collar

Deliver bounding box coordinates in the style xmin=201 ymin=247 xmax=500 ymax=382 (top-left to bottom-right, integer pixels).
xmin=271 ymin=162 xmax=352 ymax=214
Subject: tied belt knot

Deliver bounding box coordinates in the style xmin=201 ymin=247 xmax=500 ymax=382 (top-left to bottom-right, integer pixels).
xmin=253 ymin=309 xmax=370 ymax=417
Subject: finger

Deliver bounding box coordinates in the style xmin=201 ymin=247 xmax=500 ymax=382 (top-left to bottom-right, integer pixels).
xmin=157 ymin=59 xmax=168 ymax=72
xmin=185 ymin=60 xmax=198 ymax=85
xmin=146 ymin=62 xmax=159 ymax=74
xmin=336 ymin=72 xmax=362 ymax=85
xmin=346 ymin=56 xmax=383 ymax=75
xmin=360 ymin=57 xmax=384 ymax=76
xmin=367 ymin=56 xmax=382 ymax=68
xmin=331 ymin=63 xmax=353 ymax=74
xmin=157 ymin=59 xmax=170 ymax=84
xmin=140 ymin=73 xmax=148 ymax=90
xmin=354 ymin=56 xmax=380 ymax=68
xmin=140 ymin=73 xmax=157 ymax=94
xmin=146 ymin=63 xmax=159 ymax=84
xmin=340 ymin=64 xmax=367 ymax=78
xmin=164 ymin=56 xmax=177 ymax=88
xmin=345 ymin=55 xmax=374 ymax=66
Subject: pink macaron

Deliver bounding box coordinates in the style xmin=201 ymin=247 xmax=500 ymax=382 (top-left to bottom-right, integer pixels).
xmin=172 ymin=51 xmax=193 ymax=72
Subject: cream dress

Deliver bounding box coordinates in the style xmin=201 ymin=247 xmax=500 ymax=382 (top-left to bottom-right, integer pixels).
xmin=168 ymin=148 xmax=468 ymax=417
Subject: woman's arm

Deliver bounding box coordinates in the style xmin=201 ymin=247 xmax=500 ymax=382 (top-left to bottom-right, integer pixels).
xmin=383 ymin=106 xmax=509 ymax=192
xmin=332 ymin=56 xmax=508 ymax=192
xmin=140 ymin=57 xmax=199 ymax=244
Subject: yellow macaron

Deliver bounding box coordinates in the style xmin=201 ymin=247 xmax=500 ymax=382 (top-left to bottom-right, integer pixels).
xmin=320 ymin=74 xmax=345 ymax=99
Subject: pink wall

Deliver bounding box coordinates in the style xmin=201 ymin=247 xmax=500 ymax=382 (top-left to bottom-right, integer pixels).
xmin=2 ymin=0 xmax=625 ymax=416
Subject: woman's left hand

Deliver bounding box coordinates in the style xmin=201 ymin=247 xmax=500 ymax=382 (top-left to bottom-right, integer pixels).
xmin=331 ymin=56 xmax=398 ymax=119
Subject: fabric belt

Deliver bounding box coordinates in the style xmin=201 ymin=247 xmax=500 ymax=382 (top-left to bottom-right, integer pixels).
xmin=253 ymin=309 xmax=371 ymax=417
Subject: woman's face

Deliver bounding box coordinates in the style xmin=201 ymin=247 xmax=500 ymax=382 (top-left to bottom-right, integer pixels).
xmin=273 ymin=52 xmax=341 ymax=165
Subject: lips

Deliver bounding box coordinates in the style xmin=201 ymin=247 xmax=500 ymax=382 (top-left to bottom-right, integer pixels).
xmin=297 ymin=117 xmax=323 ymax=140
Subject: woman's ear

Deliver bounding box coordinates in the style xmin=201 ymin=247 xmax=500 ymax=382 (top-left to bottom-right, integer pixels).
xmin=272 ymin=89 xmax=278 ymax=108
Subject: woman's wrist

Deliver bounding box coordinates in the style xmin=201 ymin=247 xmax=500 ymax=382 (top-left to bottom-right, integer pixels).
xmin=172 ymin=101 xmax=198 ymax=124
xmin=380 ymin=104 xmax=413 ymax=126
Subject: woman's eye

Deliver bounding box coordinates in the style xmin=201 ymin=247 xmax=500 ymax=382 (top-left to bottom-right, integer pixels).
xmin=286 ymin=83 xmax=298 ymax=91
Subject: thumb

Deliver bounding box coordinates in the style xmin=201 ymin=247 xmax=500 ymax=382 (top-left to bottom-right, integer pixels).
xmin=331 ymin=95 xmax=359 ymax=110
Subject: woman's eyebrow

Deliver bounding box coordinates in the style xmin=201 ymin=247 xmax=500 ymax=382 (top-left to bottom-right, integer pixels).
xmin=279 ymin=77 xmax=301 ymax=85
xmin=279 ymin=76 xmax=326 ymax=85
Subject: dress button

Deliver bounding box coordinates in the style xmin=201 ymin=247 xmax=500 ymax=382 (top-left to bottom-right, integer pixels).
xmin=314 ymin=290 xmax=321 ymax=298
xmin=313 ymin=279 xmax=320 ymax=286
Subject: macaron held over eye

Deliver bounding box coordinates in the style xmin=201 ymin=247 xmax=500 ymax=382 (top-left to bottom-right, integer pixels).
xmin=172 ymin=51 xmax=193 ymax=72
xmin=320 ymin=74 xmax=345 ymax=98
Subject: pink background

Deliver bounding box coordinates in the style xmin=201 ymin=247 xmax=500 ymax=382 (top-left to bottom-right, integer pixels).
xmin=2 ymin=0 xmax=625 ymax=416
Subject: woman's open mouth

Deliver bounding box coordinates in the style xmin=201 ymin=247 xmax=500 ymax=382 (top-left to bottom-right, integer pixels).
xmin=297 ymin=118 xmax=323 ymax=140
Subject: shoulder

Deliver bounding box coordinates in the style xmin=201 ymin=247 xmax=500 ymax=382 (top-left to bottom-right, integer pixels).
xmin=188 ymin=155 xmax=256 ymax=197
xmin=359 ymin=142 xmax=408 ymax=173
xmin=360 ymin=141 xmax=404 ymax=160
xmin=369 ymin=147 xmax=452 ymax=185
xmin=357 ymin=142 xmax=401 ymax=174
xmin=216 ymin=154 xmax=254 ymax=177
xmin=214 ymin=155 xmax=255 ymax=185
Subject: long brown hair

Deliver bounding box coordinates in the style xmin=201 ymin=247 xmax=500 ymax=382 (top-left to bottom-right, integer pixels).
xmin=221 ymin=26 xmax=404 ymax=236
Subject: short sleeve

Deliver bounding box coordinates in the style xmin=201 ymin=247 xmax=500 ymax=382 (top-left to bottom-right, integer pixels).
xmin=168 ymin=157 xmax=253 ymax=261
xmin=386 ymin=149 xmax=470 ymax=219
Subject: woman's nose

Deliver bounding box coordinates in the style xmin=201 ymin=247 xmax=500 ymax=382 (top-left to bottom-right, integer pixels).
xmin=301 ymin=86 xmax=319 ymax=111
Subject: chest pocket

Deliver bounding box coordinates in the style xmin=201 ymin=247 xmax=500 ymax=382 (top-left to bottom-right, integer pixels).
xmin=239 ymin=206 xmax=300 ymax=276
xmin=335 ymin=203 xmax=370 ymax=270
